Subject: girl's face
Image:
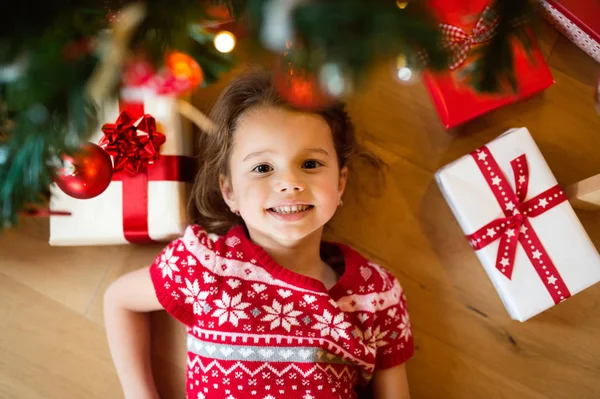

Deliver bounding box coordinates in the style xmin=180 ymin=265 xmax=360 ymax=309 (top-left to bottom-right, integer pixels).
xmin=220 ymin=106 xmax=347 ymax=244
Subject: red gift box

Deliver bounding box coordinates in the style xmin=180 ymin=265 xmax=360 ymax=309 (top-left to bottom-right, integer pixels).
xmin=423 ymin=0 xmax=554 ymax=129
xmin=540 ymin=0 xmax=600 ymax=63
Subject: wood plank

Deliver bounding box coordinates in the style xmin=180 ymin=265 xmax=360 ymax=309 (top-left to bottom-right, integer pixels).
xmin=548 ymin=35 xmax=600 ymax=87
xmin=407 ymin=328 xmax=549 ymax=399
xmin=0 ymin=217 xmax=122 ymax=316
xmin=0 ymin=272 xmax=121 ymax=398
xmin=537 ymin=20 xmax=561 ymax=60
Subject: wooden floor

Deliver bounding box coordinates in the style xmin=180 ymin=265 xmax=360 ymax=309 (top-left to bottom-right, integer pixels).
xmin=2 ymin=21 xmax=600 ymax=399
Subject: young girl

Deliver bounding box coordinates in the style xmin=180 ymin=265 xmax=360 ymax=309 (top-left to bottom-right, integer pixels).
xmin=104 ymin=69 xmax=414 ymax=399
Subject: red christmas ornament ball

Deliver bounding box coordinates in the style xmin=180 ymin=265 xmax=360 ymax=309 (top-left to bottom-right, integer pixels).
xmin=273 ymin=58 xmax=335 ymax=110
xmin=166 ymin=51 xmax=204 ymax=89
xmin=55 ymin=143 xmax=113 ymax=199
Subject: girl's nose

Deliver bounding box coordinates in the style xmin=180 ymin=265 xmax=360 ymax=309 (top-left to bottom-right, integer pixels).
xmin=275 ymin=171 xmax=305 ymax=192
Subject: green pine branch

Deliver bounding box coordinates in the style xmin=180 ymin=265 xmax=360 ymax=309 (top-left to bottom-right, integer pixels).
xmin=470 ymin=0 xmax=540 ymax=93
xmin=291 ymin=0 xmax=448 ymax=73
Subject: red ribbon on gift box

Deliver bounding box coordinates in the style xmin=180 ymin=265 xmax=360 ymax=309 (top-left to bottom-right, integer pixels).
xmin=99 ymin=99 xmax=194 ymax=244
xmin=465 ymin=146 xmax=571 ymax=304
xmin=440 ymin=6 xmax=500 ymax=70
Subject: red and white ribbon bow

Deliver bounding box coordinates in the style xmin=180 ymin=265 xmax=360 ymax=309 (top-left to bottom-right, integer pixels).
xmin=440 ymin=6 xmax=500 ymax=70
xmin=465 ymin=146 xmax=571 ymax=304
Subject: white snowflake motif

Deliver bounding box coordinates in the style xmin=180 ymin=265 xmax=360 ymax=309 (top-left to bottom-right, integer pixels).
xmin=312 ymin=310 xmax=351 ymax=341
xmin=356 ymin=326 xmax=389 ymax=356
xmin=212 ymin=292 xmax=251 ymax=327
xmin=180 ymin=278 xmax=209 ymax=315
xmin=399 ymin=313 xmax=412 ymax=341
xmin=158 ymin=246 xmax=180 ymax=280
xmin=261 ymin=299 xmax=303 ymax=332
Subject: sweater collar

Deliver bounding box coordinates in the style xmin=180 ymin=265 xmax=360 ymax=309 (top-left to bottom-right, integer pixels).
xmin=229 ymin=224 xmax=360 ymax=300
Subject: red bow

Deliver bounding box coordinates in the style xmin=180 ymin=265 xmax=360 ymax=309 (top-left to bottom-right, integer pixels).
xmin=440 ymin=6 xmax=500 ymax=70
xmin=465 ymin=146 xmax=571 ymax=304
xmin=99 ymin=111 xmax=166 ymax=174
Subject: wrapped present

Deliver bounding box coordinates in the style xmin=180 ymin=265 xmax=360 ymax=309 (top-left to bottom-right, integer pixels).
xmin=540 ymin=0 xmax=600 ymax=64
xmin=423 ymin=0 xmax=554 ymax=128
xmin=49 ymin=90 xmax=195 ymax=246
xmin=435 ymin=127 xmax=600 ymax=321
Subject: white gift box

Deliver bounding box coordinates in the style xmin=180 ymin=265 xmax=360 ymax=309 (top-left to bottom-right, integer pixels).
xmin=435 ymin=127 xmax=600 ymax=321
xmin=49 ymin=91 xmax=193 ymax=246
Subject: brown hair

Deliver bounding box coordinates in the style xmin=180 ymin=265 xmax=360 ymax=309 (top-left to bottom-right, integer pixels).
xmin=191 ymin=68 xmax=386 ymax=236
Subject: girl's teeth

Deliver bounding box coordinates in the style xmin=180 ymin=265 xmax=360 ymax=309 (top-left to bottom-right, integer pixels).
xmin=272 ymin=205 xmax=310 ymax=214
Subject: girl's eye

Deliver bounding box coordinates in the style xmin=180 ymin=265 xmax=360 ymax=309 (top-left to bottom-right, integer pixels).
xmin=303 ymin=160 xmax=322 ymax=169
xmin=252 ymin=164 xmax=273 ymax=174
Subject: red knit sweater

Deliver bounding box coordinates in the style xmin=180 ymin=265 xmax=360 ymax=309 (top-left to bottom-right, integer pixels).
xmin=149 ymin=224 xmax=414 ymax=399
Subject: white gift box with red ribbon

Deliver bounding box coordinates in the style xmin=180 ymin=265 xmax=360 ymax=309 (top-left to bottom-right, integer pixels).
xmin=49 ymin=90 xmax=194 ymax=246
xmin=436 ymin=127 xmax=600 ymax=321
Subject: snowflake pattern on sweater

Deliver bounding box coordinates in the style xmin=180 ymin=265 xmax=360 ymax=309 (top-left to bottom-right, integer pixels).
xmin=150 ymin=225 xmax=414 ymax=399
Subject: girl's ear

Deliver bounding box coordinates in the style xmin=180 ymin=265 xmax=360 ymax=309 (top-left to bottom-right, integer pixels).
xmin=338 ymin=166 xmax=348 ymax=199
xmin=219 ymin=174 xmax=237 ymax=211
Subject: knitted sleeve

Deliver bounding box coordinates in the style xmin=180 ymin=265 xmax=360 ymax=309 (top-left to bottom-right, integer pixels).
xmin=373 ymin=273 xmax=415 ymax=370
xmin=149 ymin=232 xmax=206 ymax=327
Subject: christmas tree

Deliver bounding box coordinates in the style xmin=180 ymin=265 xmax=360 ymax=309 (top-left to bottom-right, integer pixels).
xmin=0 ymin=0 xmax=538 ymax=230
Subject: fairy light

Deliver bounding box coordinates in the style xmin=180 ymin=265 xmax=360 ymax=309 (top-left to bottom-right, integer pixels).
xmin=397 ymin=67 xmax=412 ymax=81
xmin=395 ymin=53 xmax=413 ymax=82
xmin=214 ymin=31 xmax=236 ymax=53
